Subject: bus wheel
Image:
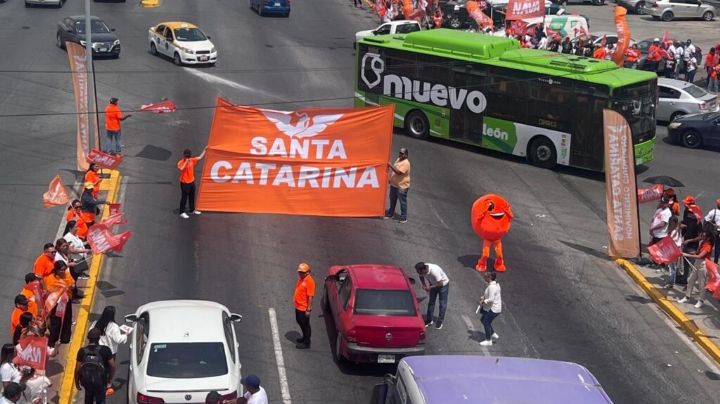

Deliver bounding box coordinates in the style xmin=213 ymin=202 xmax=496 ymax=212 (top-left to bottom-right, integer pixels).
xmin=404 ymin=110 xmax=430 ymax=139
xmin=528 ymin=136 xmax=557 ymax=169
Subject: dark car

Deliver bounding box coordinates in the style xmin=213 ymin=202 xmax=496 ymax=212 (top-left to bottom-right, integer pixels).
xmin=56 ymin=15 xmax=121 ymax=58
xmin=667 ymin=112 xmax=720 ymax=149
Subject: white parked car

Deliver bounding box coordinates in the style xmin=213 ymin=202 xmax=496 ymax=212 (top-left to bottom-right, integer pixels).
xmin=148 ymin=22 xmax=217 ymax=66
xmin=355 ymin=20 xmax=421 ymax=45
xmin=125 ymin=300 xmax=242 ymax=404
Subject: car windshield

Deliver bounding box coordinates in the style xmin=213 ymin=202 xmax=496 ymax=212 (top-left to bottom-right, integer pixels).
xmin=174 ymin=28 xmax=207 ymax=42
xmin=611 ymin=79 xmax=657 ymax=141
xmin=396 ymin=24 xmax=420 ymax=34
xmin=147 ymin=342 xmax=227 ymax=378
xmin=684 ymin=84 xmax=708 ymax=98
xmin=75 ymin=20 xmax=111 ymax=34
xmin=354 ymin=289 xmax=416 ymax=316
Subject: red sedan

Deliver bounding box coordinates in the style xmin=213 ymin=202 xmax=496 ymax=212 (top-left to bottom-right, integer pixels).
xmin=321 ymin=264 xmax=426 ymax=364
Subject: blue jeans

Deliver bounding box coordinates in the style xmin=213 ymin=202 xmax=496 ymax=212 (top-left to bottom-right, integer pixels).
xmin=386 ymin=186 xmax=408 ymax=220
xmin=480 ymin=308 xmax=499 ymax=340
xmin=686 ymin=69 xmax=696 ymax=83
xmin=426 ymin=283 xmax=449 ymax=323
xmin=104 ymin=130 xmax=122 ymax=154
xmin=668 ymin=259 xmax=678 ymax=285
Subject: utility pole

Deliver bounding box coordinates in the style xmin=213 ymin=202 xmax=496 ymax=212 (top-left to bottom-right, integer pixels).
xmin=85 ymin=0 xmax=97 ymax=150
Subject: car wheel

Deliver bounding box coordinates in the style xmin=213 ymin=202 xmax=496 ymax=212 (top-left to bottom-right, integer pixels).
xmin=661 ymin=11 xmax=674 ymax=21
xmin=681 ymin=130 xmax=702 ymax=149
xmin=173 ymin=52 xmax=182 ymax=66
xmin=635 ymin=1 xmax=645 ymax=14
xmin=669 ymin=111 xmax=685 ymax=123
xmin=56 ymin=34 xmax=65 ymax=49
xmin=334 ymin=333 xmax=347 ymax=364
xmin=150 ymin=42 xmax=158 ymax=56
xmin=702 ymin=11 xmax=714 ymax=21
xmin=528 ymin=136 xmax=557 ymax=169
xmin=258 ymin=7 xmax=263 ymax=16
xmin=24 ymin=1 xmax=30 ymax=7
xmin=404 ymin=110 xmax=430 ymax=139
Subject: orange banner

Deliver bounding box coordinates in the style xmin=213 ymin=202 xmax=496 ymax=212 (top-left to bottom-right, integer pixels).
xmin=467 ymin=1 xmax=494 ymax=29
xmin=603 ymin=109 xmax=639 ymax=258
xmin=506 ymin=0 xmax=545 ymax=21
xmin=66 ymin=42 xmax=90 ymax=171
xmin=612 ymin=6 xmax=630 ymax=67
xmin=43 ymin=175 xmax=70 ymax=208
xmin=197 ymin=99 xmax=394 ymax=217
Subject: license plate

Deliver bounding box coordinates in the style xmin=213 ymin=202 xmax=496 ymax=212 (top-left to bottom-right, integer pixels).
xmin=274 ymin=2 xmax=281 ymax=5
xmin=99 ymin=48 xmax=107 ymax=52
xmin=378 ymin=354 xmax=395 ymax=364
xmin=199 ymin=56 xmax=209 ymax=61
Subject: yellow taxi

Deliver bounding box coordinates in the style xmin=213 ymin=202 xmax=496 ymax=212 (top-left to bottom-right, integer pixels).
xmin=148 ymin=22 xmax=217 ymax=65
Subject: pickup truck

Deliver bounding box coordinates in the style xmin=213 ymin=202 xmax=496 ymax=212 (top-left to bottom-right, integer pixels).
xmin=354 ymin=20 xmax=422 ymax=47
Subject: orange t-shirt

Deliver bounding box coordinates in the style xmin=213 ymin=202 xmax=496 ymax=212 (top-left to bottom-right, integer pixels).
xmin=698 ymin=241 xmax=713 ymax=257
xmin=33 ymin=254 xmax=55 ymax=278
xmin=105 ymin=103 xmax=123 ymax=131
xmin=19 ymin=287 xmax=39 ymax=317
xmin=65 ymin=210 xmax=89 ymax=239
xmin=10 ymin=307 xmax=24 ymax=337
xmin=85 ymin=170 xmax=101 ymax=198
xmin=44 ymin=271 xmax=75 ymax=298
xmin=177 ymin=157 xmax=199 ymax=184
xmin=294 ymin=275 xmax=316 ymax=311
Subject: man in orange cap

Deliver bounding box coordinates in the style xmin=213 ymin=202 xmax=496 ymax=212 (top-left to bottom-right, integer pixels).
xmin=704 ymin=198 xmax=720 ymax=263
xmin=293 ymin=263 xmax=315 ymax=349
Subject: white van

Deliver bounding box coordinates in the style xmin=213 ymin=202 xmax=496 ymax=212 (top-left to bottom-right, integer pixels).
xmin=524 ymin=14 xmax=590 ymax=39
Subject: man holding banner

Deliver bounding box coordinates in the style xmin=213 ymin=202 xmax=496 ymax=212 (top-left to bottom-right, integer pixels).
xmin=178 ymin=148 xmax=206 ymax=219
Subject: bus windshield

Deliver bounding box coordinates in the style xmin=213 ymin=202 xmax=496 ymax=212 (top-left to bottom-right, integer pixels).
xmin=610 ymin=80 xmax=657 ymax=143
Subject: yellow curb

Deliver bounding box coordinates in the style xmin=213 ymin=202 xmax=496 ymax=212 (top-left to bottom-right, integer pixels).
xmin=140 ymin=0 xmax=160 ymax=7
xmin=58 ymin=170 xmax=122 ymax=404
xmin=616 ymin=259 xmax=720 ymax=364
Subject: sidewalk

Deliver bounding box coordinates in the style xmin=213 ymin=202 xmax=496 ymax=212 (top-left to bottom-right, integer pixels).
xmin=617 ymin=258 xmax=720 ymax=364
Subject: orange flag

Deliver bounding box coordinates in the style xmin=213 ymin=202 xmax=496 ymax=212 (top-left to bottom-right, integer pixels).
xmin=43 ymin=175 xmax=70 ymax=208
xmin=612 ymin=6 xmax=630 ymax=67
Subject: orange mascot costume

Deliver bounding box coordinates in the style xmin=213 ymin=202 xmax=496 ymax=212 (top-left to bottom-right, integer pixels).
xmin=471 ymin=194 xmax=513 ymax=272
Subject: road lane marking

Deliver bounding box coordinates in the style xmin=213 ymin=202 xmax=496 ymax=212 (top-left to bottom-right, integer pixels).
xmin=462 ymin=314 xmax=490 ymax=356
xmin=59 ymin=170 xmax=122 ymax=404
xmin=268 ymin=308 xmax=292 ymax=404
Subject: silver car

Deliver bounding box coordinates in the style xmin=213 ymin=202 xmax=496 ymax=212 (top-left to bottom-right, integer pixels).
xmin=657 ymin=78 xmax=719 ymax=122
xmin=646 ymin=0 xmax=716 ymax=21
xmin=617 ymin=0 xmax=650 ymax=14
xmin=25 ymin=0 xmax=65 ymax=7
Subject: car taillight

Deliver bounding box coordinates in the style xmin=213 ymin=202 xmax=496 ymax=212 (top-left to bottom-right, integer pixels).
xmin=419 ymin=330 xmax=426 ymax=343
xmin=346 ymin=328 xmax=357 ymax=343
xmin=699 ymin=102 xmax=708 ymax=110
xmin=137 ymin=393 xmax=165 ymax=404
xmin=222 ymin=392 xmax=238 ymax=402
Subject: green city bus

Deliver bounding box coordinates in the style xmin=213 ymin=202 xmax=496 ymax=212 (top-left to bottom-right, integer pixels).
xmin=354 ymin=29 xmax=657 ymax=171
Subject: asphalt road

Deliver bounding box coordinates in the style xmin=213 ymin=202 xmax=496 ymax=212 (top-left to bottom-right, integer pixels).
xmin=1 ymin=1 xmax=720 ymax=403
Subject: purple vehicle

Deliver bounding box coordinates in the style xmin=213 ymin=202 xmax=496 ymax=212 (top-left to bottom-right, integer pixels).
xmin=371 ymin=355 xmax=613 ymax=404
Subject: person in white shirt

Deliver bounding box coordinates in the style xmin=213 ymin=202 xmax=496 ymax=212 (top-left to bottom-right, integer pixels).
xmin=704 ymin=198 xmax=720 ymax=263
xmin=1 ymin=344 xmax=29 ymax=390
xmin=239 ymin=375 xmax=268 ymax=404
xmin=415 ymin=262 xmax=450 ymax=329
xmin=479 ymin=272 xmax=501 ymax=346
xmin=0 ymin=382 xmax=25 ymax=404
xmin=649 ymin=198 xmax=672 ymax=245
xmin=90 ymin=306 xmax=132 ymax=357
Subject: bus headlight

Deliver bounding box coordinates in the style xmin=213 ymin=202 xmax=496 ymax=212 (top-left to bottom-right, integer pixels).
xmin=668 ymin=122 xmax=682 ymax=129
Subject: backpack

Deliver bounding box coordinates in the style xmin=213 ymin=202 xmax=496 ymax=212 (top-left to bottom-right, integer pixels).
xmin=79 ymin=345 xmax=106 ymax=388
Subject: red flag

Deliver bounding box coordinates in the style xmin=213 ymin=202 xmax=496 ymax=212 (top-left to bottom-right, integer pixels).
xmin=506 ymin=0 xmax=545 ymax=20
xmin=688 ymin=204 xmax=703 ymax=222
xmin=101 ymin=212 xmax=127 ymax=227
xmin=612 ymin=6 xmax=630 ymax=67
xmin=87 ymin=149 xmax=123 ymax=169
xmin=87 ymin=223 xmax=132 ymax=254
xmin=112 ymin=231 xmax=133 ymax=253
xmin=43 ymin=175 xmax=70 ymax=208
xmin=661 ymin=31 xmax=669 ymax=46
xmin=637 ymin=184 xmax=664 ymax=204
xmin=55 ymin=293 xmax=69 ymax=318
xmin=13 ymin=336 xmax=49 ymax=371
xmin=109 ymin=203 xmax=122 ymax=216
xmin=706 ymin=259 xmax=719 ymax=293
xmin=44 ymin=287 xmax=67 ymax=315
xmin=600 ymin=34 xmax=607 ymax=49
xmin=29 ymin=281 xmax=46 ymax=321
xmin=647 ymin=237 xmax=682 ymax=264
xmin=140 ymin=99 xmax=177 ymax=114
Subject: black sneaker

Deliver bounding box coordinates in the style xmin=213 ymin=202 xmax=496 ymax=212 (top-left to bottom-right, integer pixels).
xmin=399 ymin=218 xmax=408 ymax=223
xmin=424 ymin=320 xmax=434 ymax=328
xmin=295 ymin=337 xmax=304 ymax=343
xmin=435 ymin=321 xmax=443 ymax=330
xmin=295 ymin=343 xmax=310 ymax=349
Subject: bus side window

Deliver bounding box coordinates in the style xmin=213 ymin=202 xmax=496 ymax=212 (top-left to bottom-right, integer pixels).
xmin=485 ymin=73 xmax=528 ymax=123
xmin=529 ymin=80 xmax=571 ymax=131
xmin=385 ymin=49 xmax=417 ymax=80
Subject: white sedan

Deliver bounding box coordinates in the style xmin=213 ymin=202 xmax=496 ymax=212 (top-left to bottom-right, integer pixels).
xmin=125 ymin=300 xmax=242 ymax=404
xmin=148 ymin=22 xmax=217 ymax=65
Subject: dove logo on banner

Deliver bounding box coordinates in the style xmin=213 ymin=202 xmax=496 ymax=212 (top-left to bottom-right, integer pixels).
xmin=198 ymin=98 xmax=394 ymax=217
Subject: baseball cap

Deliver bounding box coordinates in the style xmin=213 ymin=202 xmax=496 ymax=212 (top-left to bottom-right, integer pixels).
xmin=297 ymin=263 xmax=310 ymax=273
xmin=683 ymin=195 xmax=696 ymax=205
xmin=3 ymin=382 xmax=24 ymax=398
xmin=84 ymin=181 xmax=95 ymax=189
xmin=110 ymin=97 xmax=119 ymax=103
xmin=25 ymin=273 xmax=41 ymax=283
xmin=240 ymin=374 xmax=261 ymax=389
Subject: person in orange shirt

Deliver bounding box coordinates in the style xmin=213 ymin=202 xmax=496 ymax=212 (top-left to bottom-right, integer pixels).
xmin=66 ymin=200 xmax=89 ymax=240
xmin=592 ymin=45 xmax=606 ymax=60
xmin=84 ymin=163 xmax=102 ymax=198
xmin=177 ymin=147 xmax=207 ymax=219
xmin=45 ymin=261 xmax=75 ymax=347
xmin=293 ymin=263 xmax=315 ymax=349
xmin=103 ymin=97 xmax=132 ymax=155
xmin=9 ymin=295 xmax=29 ymax=337
xmin=19 ymin=273 xmax=42 ymax=319
xmin=33 ymin=243 xmax=56 ymax=278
